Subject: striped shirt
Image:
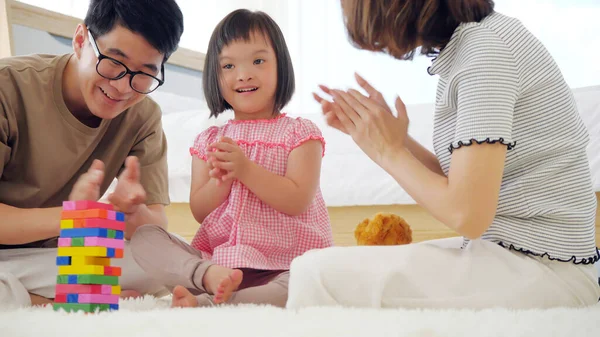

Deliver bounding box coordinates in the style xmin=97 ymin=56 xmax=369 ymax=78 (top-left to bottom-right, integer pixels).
xmin=428 ymin=12 xmax=599 ymax=264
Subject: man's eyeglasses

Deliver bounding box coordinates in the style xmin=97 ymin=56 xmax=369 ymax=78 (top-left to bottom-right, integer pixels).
xmin=87 ymin=29 xmax=164 ymax=94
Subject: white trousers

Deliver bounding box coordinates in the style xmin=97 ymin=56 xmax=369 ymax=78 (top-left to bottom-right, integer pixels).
xmin=0 ymin=242 xmax=168 ymax=309
xmin=286 ymin=238 xmax=600 ymax=309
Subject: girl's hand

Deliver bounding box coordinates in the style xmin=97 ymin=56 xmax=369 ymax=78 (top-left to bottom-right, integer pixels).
xmin=207 ymin=155 xmax=228 ymax=186
xmin=207 ymin=137 xmax=251 ymax=181
xmin=329 ymin=79 xmax=409 ymax=166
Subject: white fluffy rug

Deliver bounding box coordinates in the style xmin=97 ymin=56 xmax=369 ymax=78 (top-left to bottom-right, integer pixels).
xmin=0 ymin=296 xmax=599 ymax=337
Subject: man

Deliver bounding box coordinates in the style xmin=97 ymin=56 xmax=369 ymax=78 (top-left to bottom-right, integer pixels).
xmin=0 ymin=0 xmax=184 ymax=307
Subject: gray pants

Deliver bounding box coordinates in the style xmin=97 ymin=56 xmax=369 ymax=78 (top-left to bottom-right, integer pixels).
xmin=130 ymin=225 xmax=290 ymax=307
xmin=0 ymin=242 xmax=169 ymax=309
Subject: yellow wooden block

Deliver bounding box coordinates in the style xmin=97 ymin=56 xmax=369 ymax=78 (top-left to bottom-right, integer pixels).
xmin=58 ymin=265 xmax=105 ymax=275
xmin=57 ymin=246 xmax=107 ymax=257
xmin=111 ymin=285 xmax=121 ymax=295
xmin=60 ymin=220 xmax=74 ymax=229
xmin=70 ymin=256 xmax=110 ymax=266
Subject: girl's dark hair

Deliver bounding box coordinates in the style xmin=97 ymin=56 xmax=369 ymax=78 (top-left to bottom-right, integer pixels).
xmin=203 ymin=9 xmax=295 ymax=117
xmin=340 ymin=0 xmax=495 ymax=60
xmin=84 ymin=0 xmax=184 ymax=61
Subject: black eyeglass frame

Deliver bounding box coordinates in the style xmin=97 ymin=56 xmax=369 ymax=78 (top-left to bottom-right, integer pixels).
xmin=87 ymin=28 xmax=165 ymax=94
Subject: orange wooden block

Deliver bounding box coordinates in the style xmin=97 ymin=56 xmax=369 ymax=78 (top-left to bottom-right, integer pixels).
xmin=104 ymin=266 xmax=122 ymax=276
xmin=114 ymin=249 xmax=124 ymax=258
xmin=61 ymin=209 xmax=109 ymax=220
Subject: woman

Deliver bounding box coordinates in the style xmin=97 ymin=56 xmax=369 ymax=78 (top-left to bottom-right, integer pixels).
xmin=286 ymin=0 xmax=600 ymax=309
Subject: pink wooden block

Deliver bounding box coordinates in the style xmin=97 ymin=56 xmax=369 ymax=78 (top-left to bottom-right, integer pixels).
xmin=107 ymin=211 xmax=116 ymax=220
xmin=58 ymin=238 xmax=72 ymax=247
xmin=81 ymin=219 xmax=125 ymax=231
xmin=85 ymin=237 xmax=124 ymax=249
xmin=62 ymin=200 xmax=114 ymax=211
xmin=56 ymin=284 xmax=109 ymax=295
xmin=78 ymin=294 xmax=120 ymax=304
xmin=62 ymin=201 xmax=76 ymax=211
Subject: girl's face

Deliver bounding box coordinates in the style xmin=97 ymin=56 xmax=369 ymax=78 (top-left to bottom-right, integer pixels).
xmin=218 ymin=31 xmax=278 ymax=120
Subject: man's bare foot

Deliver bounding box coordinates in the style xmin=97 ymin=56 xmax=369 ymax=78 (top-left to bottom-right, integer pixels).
xmin=202 ymin=265 xmax=243 ymax=304
xmin=29 ymin=293 xmax=52 ymax=307
xmin=171 ymin=285 xmax=198 ymax=308
xmin=120 ymin=290 xmax=142 ymax=299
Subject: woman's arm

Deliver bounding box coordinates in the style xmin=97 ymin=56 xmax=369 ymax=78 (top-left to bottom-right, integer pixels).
xmin=381 ymin=143 xmax=506 ymax=239
xmin=330 ymin=88 xmax=508 ymax=239
xmin=404 ymin=135 xmax=444 ymax=176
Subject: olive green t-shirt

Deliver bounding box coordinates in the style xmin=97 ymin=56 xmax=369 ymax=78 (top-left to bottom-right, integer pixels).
xmin=0 ymin=53 xmax=170 ymax=248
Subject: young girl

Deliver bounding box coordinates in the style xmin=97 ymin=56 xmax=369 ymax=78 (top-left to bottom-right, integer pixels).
xmin=130 ymin=9 xmax=333 ymax=307
xmin=287 ymin=0 xmax=600 ymax=309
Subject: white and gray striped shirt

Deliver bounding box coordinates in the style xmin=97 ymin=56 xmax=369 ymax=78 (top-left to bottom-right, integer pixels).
xmin=428 ymin=12 xmax=598 ymax=264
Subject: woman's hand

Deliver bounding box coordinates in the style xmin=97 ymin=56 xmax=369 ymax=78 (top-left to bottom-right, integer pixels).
xmin=325 ymin=74 xmax=410 ymax=166
xmin=207 ymin=137 xmax=251 ymax=182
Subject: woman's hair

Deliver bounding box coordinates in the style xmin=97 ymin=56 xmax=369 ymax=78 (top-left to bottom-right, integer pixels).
xmin=203 ymin=9 xmax=295 ymax=117
xmin=340 ymin=0 xmax=495 ymax=60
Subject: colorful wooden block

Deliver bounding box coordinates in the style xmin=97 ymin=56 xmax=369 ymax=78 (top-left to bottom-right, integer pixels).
xmin=58 ymin=238 xmax=71 ymax=247
xmin=63 ymin=200 xmax=114 ymax=211
xmin=56 ymin=256 xmax=71 ymax=266
xmin=58 ymin=265 xmax=122 ymax=276
xmin=57 ymin=274 xmax=119 ymax=285
xmin=70 ymin=256 xmax=110 ymax=266
xmin=57 ymin=246 xmax=108 ymax=257
xmin=55 ymin=284 xmax=116 ymax=295
xmin=104 ymin=266 xmax=122 ymax=276
xmin=61 ymin=209 xmax=109 ymax=220
xmin=67 ymin=294 xmax=78 ymax=303
xmin=74 ymin=218 xmax=125 ymax=231
xmin=60 ymin=220 xmax=75 ymax=229
xmin=107 ymin=211 xmax=125 ymax=221
xmin=60 ymin=228 xmax=108 ymax=238
xmin=53 ymin=303 xmax=113 ymax=313
xmin=58 ymin=265 xmax=104 ymax=275
xmin=78 ymin=294 xmax=119 ymax=304
xmin=58 ymin=237 xmax=85 ymax=247
xmin=85 ymin=237 xmax=124 ymax=249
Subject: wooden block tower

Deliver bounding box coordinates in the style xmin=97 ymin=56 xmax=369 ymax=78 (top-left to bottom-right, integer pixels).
xmin=53 ymin=200 xmax=125 ymax=313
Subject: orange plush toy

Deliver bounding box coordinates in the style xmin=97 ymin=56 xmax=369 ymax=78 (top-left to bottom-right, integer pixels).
xmin=354 ymin=213 xmax=413 ymax=246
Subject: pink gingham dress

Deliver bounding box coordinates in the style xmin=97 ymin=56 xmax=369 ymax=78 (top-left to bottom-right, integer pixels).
xmin=188 ymin=113 xmax=334 ymax=270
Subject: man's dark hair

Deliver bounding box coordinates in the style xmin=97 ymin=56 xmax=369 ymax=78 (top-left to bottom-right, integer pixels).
xmin=203 ymin=9 xmax=295 ymax=117
xmin=84 ymin=0 xmax=184 ymax=61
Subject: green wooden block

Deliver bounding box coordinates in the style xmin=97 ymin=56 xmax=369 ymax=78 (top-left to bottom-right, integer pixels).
xmin=71 ymin=237 xmax=85 ymax=247
xmin=53 ymin=303 xmax=111 ymax=313
xmin=107 ymin=230 xmax=116 ymax=239
xmin=56 ymin=274 xmax=119 ymax=285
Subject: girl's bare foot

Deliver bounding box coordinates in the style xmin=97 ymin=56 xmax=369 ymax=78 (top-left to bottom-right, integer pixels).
xmin=171 ymin=285 xmax=198 ymax=308
xmin=29 ymin=293 xmax=52 ymax=307
xmin=120 ymin=290 xmax=142 ymax=299
xmin=203 ymin=265 xmax=243 ymax=304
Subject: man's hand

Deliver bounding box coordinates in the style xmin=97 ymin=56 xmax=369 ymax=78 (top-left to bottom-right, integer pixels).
xmin=68 ymin=159 xmax=105 ymax=201
xmin=107 ymin=156 xmax=146 ymax=215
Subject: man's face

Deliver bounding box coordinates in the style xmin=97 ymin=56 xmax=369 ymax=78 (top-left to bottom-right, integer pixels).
xmin=75 ymin=25 xmax=164 ymax=120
